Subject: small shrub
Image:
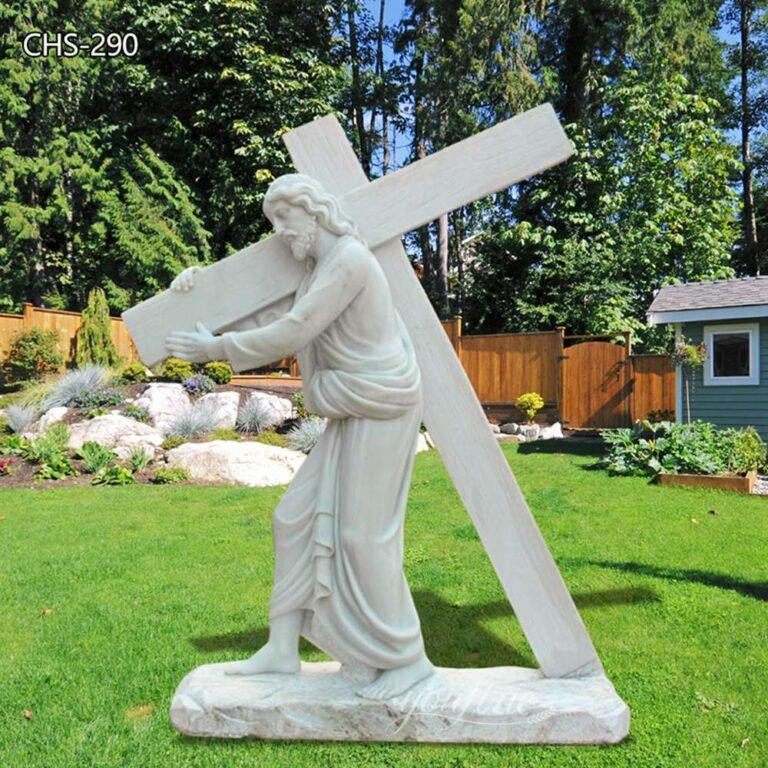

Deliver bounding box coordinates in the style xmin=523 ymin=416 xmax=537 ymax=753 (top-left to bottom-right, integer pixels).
xmin=153 ymin=466 xmax=189 ymax=484
xmin=210 ymin=428 xmax=241 ymax=441
xmin=92 ymin=465 xmax=135 ymax=486
xmin=161 ymin=435 xmax=186 ymax=451
xmin=42 ymin=366 xmax=110 ymax=409
xmin=116 ymin=362 xmax=149 ymax=384
xmin=183 ymin=373 xmax=215 ymax=397
xmin=76 ymin=287 xmax=120 ymax=368
xmin=2 ymin=329 xmax=63 ymax=383
xmin=515 ymin=392 xmax=545 ymax=424
xmin=122 ymin=404 xmax=151 ymax=423
xmin=77 ymin=441 xmax=115 ymax=473
xmin=6 ymin=405 xmax=37 ymax=434
xmin=236 ymin=397 xmax=274 ymax=435
xmin=0 ymin=457 xmax=15 ymax=476
xmin=36 ymin=456 xmax=77 ymax=480
xmin=722 ymin=426 xmax=766 ymax=475
xmin=127 ymin=445 xmax=152 ymax=473
xmin=160 ymin=357 xmax=194 ymax=383
xmin=287 ymin=418 xmax=327 ymax=453
xmin=165 ymin=400 xmax=220 ymax=438
xmin=293 ymin=392 xmax=308 ymax=419
xmin=202 ymin=361 xmax=232 ymax=385
xmin=255 ymin=430 xmax=289 ymax=448
xmin=73 ymin=387 xmax=125 ymax=409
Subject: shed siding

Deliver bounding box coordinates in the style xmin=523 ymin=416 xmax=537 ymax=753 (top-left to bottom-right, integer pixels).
xmin=682 ymin=319 xmax=768 ymax=439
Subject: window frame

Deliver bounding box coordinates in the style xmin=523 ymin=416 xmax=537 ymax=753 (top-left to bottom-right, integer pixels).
xmin=702 ymin=322 xmax=760 ymax=386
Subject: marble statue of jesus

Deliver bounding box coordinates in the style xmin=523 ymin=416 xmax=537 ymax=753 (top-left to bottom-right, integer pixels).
xmin=165 ymin=174 xmax=434 ymax=700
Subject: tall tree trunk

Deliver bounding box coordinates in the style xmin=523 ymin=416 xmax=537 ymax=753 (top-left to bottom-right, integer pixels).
xmin=740 ymin=0 xmax=760 ymax=273
xmin=562 ymin=5 xmax=593 ymax=124
xmin=437 ymin=211 xmax=450 ymax=317
xmin=347 ymin=0 xmax=370 ymax=175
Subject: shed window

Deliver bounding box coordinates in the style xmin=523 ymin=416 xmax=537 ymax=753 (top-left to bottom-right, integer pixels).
xmin=703 ymin=323 xmax=760 ymax=386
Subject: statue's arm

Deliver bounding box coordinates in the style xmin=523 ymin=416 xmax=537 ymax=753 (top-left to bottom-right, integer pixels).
xmin=208 ymin=255 xmax=366 ymax=372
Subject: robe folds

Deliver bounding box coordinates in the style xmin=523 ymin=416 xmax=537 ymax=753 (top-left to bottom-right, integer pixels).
xmin=218 ymin=240 xmax=427 ymax=670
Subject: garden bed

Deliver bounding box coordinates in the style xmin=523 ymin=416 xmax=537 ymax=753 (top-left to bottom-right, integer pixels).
xmin=657 ymin=470 xmax=757 ymax=494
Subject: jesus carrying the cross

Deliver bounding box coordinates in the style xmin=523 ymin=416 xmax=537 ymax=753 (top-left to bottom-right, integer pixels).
xmin=165 ymin=173 xmax=435 ymax=701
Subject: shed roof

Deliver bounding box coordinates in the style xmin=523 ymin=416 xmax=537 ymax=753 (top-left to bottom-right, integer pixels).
xmin=647 ymin=277 xmax=768 ymax=325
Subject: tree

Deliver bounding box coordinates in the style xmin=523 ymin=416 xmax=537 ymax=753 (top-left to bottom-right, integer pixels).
xmin=462 ymin=70 xmax=739 ymax=349
xmin=76 ymin=287 xmax=120 ymax=367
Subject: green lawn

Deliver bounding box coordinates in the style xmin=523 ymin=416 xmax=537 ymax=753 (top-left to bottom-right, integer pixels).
xmin=1 ymin=442 xmax=766 ymax=767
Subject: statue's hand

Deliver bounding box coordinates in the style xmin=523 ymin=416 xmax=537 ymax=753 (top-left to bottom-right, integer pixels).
xmin=165 ymin=322 xmax=216 ymax=362
xmin=170 ymin=266 xmax=201 ymax=292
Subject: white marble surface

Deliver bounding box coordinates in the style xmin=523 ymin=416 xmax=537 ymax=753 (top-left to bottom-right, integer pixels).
xmin=171 ymin=662 xmax=629 ymax=744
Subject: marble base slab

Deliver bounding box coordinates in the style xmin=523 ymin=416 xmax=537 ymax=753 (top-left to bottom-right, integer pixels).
xmin=171 ymin=662 xmax=630 ymax=743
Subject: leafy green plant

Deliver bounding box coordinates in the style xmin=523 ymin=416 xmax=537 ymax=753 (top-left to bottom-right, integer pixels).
xmin=122 ymin=404 xmax=151 ymax=423
xmin=115 ymin=362 xmax=149 ymax=384
xmin=287 ymin=418 xmax=326 ymax=453
xmin=73 ymin=388 xmax=125 ymax=409
xmin=77 ymin=441 xmax=115 ymax=473
xmin=36 ymin=456 xmax=78 ymax=480
xmin=76 ymin=288 xmax=120 ymax=368
xmin=255 ymin=430 xmax=289 ymax=448
xmin=2 ymin=434 xmax=30 ymax=456
xmin=127 ymin=446 xmax=152 ymax=473
xmin=2 ymin=329 xmax=63 ymax=384
xmin=92 ymin=465 xmax=135 ymax=486
xmin=160 ymin=357 xmax=194 ymax=383
xmin=161 ymin=435 xmax=186 ymax=451
xmin=671 ymin=336 xmax=707 ymax=424
xmin=152 ymin=466 xmax=189 ymax=484
xmin=42 ymin=366 xmax=110 ymax=409
xmin=202 ymin=361 xmax=232 ymax=385
xmin=292 ymin=392 xmax=308 ymax=419
xmin=602 ymin=420 xmax=764 ymax=477
xmin=515 ymin=392 xmax=545 ymax=424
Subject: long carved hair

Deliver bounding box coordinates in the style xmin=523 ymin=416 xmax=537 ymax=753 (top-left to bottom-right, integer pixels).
xmin=263 ymin=174 xmax=363 ymax=242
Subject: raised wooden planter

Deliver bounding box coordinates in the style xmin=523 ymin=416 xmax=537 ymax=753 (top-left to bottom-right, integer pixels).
xmin=657 ymin=471 xmax=757 ymax=494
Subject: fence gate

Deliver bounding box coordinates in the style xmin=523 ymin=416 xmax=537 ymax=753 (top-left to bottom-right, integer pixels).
xmin=560 ymin=340 xmax=630 ymax=429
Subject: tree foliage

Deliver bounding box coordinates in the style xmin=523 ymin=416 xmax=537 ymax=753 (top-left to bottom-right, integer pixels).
xmin=75 ymin=287 xmax=120 ymax=368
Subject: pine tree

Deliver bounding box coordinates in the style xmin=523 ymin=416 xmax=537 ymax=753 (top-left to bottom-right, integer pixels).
xmin=76 ymin=288 xmax=120 ymax=368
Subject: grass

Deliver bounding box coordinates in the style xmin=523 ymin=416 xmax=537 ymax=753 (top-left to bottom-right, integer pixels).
xmin=1 ymin=442 xmax=767 ymax=767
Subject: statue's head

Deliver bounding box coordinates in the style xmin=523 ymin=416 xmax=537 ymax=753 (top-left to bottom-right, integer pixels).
xmin=263 ymin=174 xmax=361 ymax=261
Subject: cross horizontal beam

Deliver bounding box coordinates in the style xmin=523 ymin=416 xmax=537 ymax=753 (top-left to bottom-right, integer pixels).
xmin=122 ymin=105 xmax=571 ymax=366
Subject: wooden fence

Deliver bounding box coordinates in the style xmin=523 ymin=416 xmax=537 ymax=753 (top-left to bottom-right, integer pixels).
xmin=0 ymin=303 xmax=675 ymax=427
xmin=0 ymin=303 xmax=139 ymax=366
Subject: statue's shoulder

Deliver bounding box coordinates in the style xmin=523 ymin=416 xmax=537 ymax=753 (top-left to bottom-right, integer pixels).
xmin=332 ymin=238 xmax=377 ymax=276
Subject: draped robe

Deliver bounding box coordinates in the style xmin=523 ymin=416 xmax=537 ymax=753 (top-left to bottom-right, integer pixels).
xmin=210 ymin=236 xmax=426 ymax=670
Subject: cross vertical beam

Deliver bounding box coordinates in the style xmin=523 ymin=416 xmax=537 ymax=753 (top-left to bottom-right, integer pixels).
xmin=284 ymin=118 xmax=602 ymax=679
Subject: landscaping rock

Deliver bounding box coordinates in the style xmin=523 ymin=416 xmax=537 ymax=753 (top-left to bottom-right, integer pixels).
xmin=199 ymin=391 xmax=240 ymax=430
xmin=246 ymin=392 xmax=294 ymax=428
xmin=540 ymin=422 xmax=564 ymax=440
xmin=519 ymin=424 xmax=541 ymax=441
xmin=489 ymin=423 xmax=501 ymax=434
xmin=134 ymin=383 xmax=191 ymax=432
xmin=166 ymin=441 xmax=305 ymax=487
xmin=31 ymin=406 xmax=69 ymax=432
xmin=67 ymin=414 xmax=164 ymax=452
xmin=500 ymin=422 xmax=521 ymax=435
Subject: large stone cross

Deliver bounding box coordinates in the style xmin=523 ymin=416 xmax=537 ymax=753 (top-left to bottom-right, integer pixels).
xmin=123 ymin=105 xmax=601 ymax=679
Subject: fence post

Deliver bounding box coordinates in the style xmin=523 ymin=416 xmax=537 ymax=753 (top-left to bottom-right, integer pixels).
xmin=22 ymin=303 xmax=34 ymax=331
xmin=555 ymin=326 xmax=565 ymax=421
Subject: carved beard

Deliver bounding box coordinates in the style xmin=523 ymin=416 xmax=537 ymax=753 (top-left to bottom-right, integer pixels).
xmin=290 ymin=216 xmax=318 ymax=261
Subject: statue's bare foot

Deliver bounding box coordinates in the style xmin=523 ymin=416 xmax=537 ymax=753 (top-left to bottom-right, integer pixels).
xmin=356 ymin=657 xmax=434 ymax=700
xmin=221 ymin=643 xmax=300 ymax=676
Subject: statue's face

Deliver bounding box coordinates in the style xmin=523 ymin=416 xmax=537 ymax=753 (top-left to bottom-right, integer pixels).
xmin=269 ymin=201 xmax=317 ymax=262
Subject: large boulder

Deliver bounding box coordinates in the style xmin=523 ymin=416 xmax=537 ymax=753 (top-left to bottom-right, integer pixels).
xmin=31 ymin=406 xmax=69 ymax=433
xmin=166 ymin=441 xmax=304 ymax=487
xmin=245 ymin=391 xmax=294 ymax=429
xmin=67 ymin=414 xmax=164 ymax=453
xmin=199 ymin=392 xmax=240 ymax=430
xmin=135 ymin=383 xmax=191 ymax=432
